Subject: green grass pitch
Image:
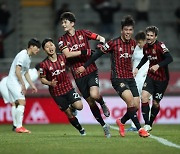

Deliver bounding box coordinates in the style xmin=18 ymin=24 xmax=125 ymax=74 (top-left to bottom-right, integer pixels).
xmin=0 ymin=124 xmax=180 ymax=154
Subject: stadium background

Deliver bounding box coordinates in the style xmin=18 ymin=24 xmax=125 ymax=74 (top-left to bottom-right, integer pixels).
xmin=0 ymin=0 xmax=180 ymax=125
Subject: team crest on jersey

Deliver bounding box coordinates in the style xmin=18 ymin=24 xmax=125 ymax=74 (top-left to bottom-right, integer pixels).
xmin=120 ymin=83 xmax=125 ymax=88
xmin=131 ymin=46 xmax=134 ymax=51
xmin=60 ymin=61 xmax=65 ymax=66
xmin=78 ymin=35 xmax=83 ymax=40
xmin=119 ymin=47 xmax=122 ymax=51
xmin=152 ymin=49 xmax=156 ymax=54
xmin=49 ymin=66 xmax=53 ymax=70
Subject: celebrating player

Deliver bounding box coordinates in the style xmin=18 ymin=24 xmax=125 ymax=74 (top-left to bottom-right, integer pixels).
xmin=134 ymin=26 xmax=173 ymax=131
xmin=76 ymin=15 xmax=150 ymax=138
xmin=58 ymin=12 xmax=111 ymax=138
xmin=40 ymin=38 xmax=86 ymax=136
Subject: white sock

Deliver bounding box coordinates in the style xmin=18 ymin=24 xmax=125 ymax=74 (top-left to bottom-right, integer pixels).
xmin=11 ymin=106 xmax=17 ymax=127
xmin=131 ymin=121 xmax=136 ymax=128
xmin=16 ymin=105 xmax=25 ymax=128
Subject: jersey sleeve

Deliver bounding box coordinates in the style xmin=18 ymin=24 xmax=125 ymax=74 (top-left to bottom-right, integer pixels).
xmin=159 ymin=42 xmax=169 ymax=54
xmin=83 ymin=29 xmax=98 ymax=40
xmin=16 ymin=52 xmax=27 ymax=68
xmin=39 ymin=62 xmax=47 ymax=78
xmin=58 ymin=37 xmax=68 ymax=52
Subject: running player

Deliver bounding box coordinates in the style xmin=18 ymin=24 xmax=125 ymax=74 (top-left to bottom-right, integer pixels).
xmin=134 ymin=26 xmax=173 ymax=131
xmin=58 ymin=12 xmax=111 ymax=138
xmin=40 ymin=38 xmax=86 ymax=136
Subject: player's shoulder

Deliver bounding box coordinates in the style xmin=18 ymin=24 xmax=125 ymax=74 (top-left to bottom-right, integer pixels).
xmin=155 ymin=40 xmax=169 ymax=51
xmin=17 ymin=49 xmax=27 ymax=56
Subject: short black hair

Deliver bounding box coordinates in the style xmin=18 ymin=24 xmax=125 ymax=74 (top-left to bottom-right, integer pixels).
xmin=28 ymin=38 xmax=41 ymax=48
xmin=146 ymin=26 xmax=159 ymax=36
xmin=60 ymin=12 xmax=76 ymax=23
xmin=121 ymin=15 xmax=135 ymax=29
xmin=135 ymin=31 xmax=146 ymax=41
xmin=42 ymin=38 xmax=53 ymax=50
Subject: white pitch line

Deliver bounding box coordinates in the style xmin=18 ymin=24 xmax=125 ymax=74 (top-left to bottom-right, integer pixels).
xmin=110 ymin=125 xmax=180 ymax=149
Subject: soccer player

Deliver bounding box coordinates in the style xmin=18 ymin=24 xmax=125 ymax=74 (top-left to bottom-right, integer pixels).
xmin=134 ymin=26 xmax=173 ymax=131
xmin=40 ymin=38 xmax=86 ymax=136
xmin=127 ymin=31 xmax=149 ymax=131
xmin=76 ymin=15 xmax=150 ymax=137
xmin=58 ymin=12 xmax=111 ymax=138
xmin=5 ymin=38 xmax=41 ymax=133
xmin=0 ymin=63 xmax=40 ymax=131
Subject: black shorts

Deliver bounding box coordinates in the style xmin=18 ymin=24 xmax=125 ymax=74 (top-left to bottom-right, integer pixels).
xmin=52 ymin=89 xmax=81 ymax=111
xmin=75 ymin=71 xmax=99 ymax=99
xmin=111 ymin=78 xmax=139 ymax=97
xmin=143 ymin=76 xmax=168 ymax=102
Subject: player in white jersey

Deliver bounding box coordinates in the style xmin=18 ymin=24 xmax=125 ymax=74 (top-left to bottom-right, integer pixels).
xmin=127 ymin=31 xmax=149 ymax=131
xmin=5 ymin=38 xmax=41 ymax=133
xmin=0 ymin=64 xmax=40 ymax=130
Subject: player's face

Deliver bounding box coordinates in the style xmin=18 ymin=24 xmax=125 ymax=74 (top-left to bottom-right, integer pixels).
xmin=44 ymin=41 xmax=56 ymax=55
xmin=61 ymin=19 xmax=74 ymax=32
xmin=146 ymin=31 xmax=157 ymax=45
xmin=137 ymin=39 xmax=146 ymax=49
xmin=31 ymin=46 xmax=40 ymax=55
xmin=121 ymin=26 xmax=134 ymax=41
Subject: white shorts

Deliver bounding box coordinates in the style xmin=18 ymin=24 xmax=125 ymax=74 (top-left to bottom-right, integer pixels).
xmin=6 ymin=78 xmax=25 ymax=103
xmin=135 ymin=73 xmax=146 ymax=95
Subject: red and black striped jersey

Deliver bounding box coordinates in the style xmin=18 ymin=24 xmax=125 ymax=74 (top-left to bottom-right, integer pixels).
xmin=58 ymin=29 xmax=98 ymax=79
xmin=104 ymin=37 xmax=136 ymax=79
xmin=143 ymin=41 xmax=170 ymax=81
xmin=40 ymin=54 xmax=73 ymax=96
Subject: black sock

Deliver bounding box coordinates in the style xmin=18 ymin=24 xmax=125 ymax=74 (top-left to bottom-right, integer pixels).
xmin=127 ymin=107 xmax=141 ymax=130
xmin=96 ymin=95 xmax=105 ymax=106
xmin=68 ymin=116 xmax=82 ymax=131
xmin=142 ymin=102 xmax=150 ymax=125
xmin=90 ymin=103 xmax=105 ymax=126
xmin=149 ymin=105 xmax=160 ymax=126
xmin=121 ymin=112 xmax=130 ymax=124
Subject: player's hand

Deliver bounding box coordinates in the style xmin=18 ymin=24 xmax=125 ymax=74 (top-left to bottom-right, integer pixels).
xmin=96 ymin=42 xmax=109 ymax=52
xmin=50 ymin=78 xmax=58 ymax=87
xmin=150 ymin=64 xmax=159 ymax=73
xmin=76 ymin=66 xmax=86 ymax=75
xmin=21 ymin=84 xmax=26 ymax=95
xmin=133 ymin=68 xmax=138 ymax=77
xmin=31 ymin=85 xmax=38 ymax=93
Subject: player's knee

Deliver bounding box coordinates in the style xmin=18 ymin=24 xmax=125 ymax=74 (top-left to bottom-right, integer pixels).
xmin=153 ymin=100 xmax=160 ymax=108
xmin=90 ymin=92 xmax=99 ymax=100
xmin=141 ymin=95 xmax=149 ymax=103
xmin=76 ymin=101 xmax=83 ymax=110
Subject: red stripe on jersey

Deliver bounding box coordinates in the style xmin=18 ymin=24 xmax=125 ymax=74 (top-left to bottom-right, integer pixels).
xmin=58 ymin=29 xmax=97 ymax=79
xmin=143 ymin=41 xmax=169 ymax=81
xmin=105 ymin=37 xmax=136 ymax=79
xmin=40 ymin=54 xmax=73 ymax=96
